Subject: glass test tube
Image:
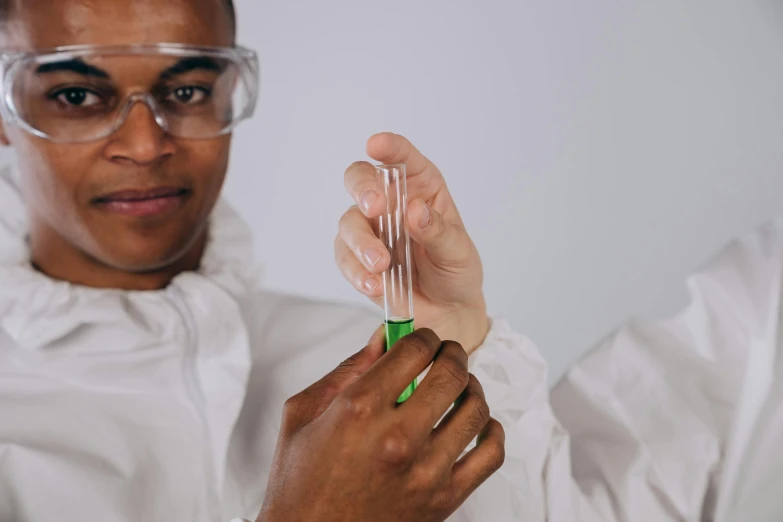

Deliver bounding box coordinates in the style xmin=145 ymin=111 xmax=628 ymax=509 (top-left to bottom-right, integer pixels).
xmin=376 ymin=164 xmax=417 ymax=403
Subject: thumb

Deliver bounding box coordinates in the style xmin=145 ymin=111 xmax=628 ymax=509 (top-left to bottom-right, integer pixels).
xmin=407 ymin=198 xmax=473 ymax=269
xmin=285 ymin=326 xmax=386 ymax=429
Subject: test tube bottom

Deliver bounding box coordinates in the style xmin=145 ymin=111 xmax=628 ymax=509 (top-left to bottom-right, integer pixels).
xmin=385 ymin=318 xmax=417 ymax=403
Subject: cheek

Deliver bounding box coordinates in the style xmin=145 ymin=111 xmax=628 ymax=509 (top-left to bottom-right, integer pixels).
xmin=13 ymin=136 xmax=96 ymax=223
xmin=186 ymin=137 xmax=231 ymax=210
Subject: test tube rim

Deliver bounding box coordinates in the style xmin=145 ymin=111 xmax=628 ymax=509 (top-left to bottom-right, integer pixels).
xmin=375 ymin=163 xmax=406 ymax=170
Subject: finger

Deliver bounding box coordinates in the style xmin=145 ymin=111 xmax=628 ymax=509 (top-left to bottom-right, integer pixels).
xmin=351 ymin=328 xmax=443 ymax=408
xmin=301 ymin=325 xmax=386 ymax=401
xmin=398 ymin=341 xmax=470 ymax=431
xmin=344 ymin=161 xmax=386 ymax=218
xmin=285 ymin=326 xmax=386 ymax=429
xmin=334 ymin=235 xmax=384 ymax=298
xmin=449 ymin=418 xmax=506 ymax=501
xmin=366 ymin=132 xmax=441 ymax=181
xmin=338 ymin=206 xmax=390 ymax=274
xmin=420 ymin=374 xmax=490 ymax=469
xmin=407 ymin=198 xmax=473 ymax=269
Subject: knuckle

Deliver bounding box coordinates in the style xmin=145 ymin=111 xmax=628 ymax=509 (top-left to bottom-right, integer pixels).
xmin=282 ymin=393 xmax=302 ymax=416
xmin=444 ymin=360 xmax=469 ymax=385
xmin=409 ymin=337 xmax=435 ymax=359
xmin=469 ymin=399 xmax=491 ymax=436
xmin=378 ymin=428 xmax=415 ymax=466
xmin=333 ymin=389 xmax=376 ymax=422
xmin=438 ymin=346 xmax=469 ymax=388
xmin=319 ymin=382 xmax=342 ymax=401
xmin=345 ymin=161 xmax=373 ymax=184
xmin=476 ymin=396 xmax=491 ymax=427
xmin=336 ymin=353 xmax=361 ymax=372
xmin=430 ymin=368 xmax=468 ymax=402
xmin=450 ymin=378 xmax=491 ymax=439
xmin=335 ymin=245 xmax=357 ymax=278
xmin=334 ymin=236 xmax=351 ymax=265
xmin=282 ymin=394 xmax=306 ymax=426
xmin=333 ymin=355 xmax=364 ymax=382
xmin=455 ymin=394 xmax=490 ymax=440
xmin=442 ymin=340 xmax=469 ymax=365
xmin=401 ymin=330 xmax=440 ymax=359
xmin=487 ymin=437 xmax=506 ymax=472
xmin=467 ymin=378 xmax=491 ymax=425
xmin=482 ymin=420 xmax=506 ymax=472
xmin=429 ymin=214 xmax=447 ymax=238
xmin=409 ymin=463 xmax=445 ymax=491
xmin=347 ymin=160 xmax=371 ymax=173
xmin=417 ymin=328 xmax=443 ymax=346
xmin=337 ymin=207 xmax=359 ymax=234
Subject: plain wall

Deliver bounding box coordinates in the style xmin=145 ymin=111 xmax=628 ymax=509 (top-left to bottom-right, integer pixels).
xmin=5 ymin=1 xmax=783 ymax=383
xmin=222 ymin=0 xmax=783 ymax=382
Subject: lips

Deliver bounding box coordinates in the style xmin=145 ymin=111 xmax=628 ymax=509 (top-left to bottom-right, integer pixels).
xmin=93 ymin=187 xmax=191 ymax=218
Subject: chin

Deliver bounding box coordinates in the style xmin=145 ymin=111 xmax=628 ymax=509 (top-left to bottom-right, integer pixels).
xmin=97 ymin=234 xmax=203 ymax=274
xmin=102 ymin=253 xmax=186 ymax=274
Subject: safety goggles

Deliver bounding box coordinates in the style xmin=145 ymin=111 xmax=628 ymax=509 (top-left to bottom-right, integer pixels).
xmin=0 ymin=43 xmax=259 ymax=143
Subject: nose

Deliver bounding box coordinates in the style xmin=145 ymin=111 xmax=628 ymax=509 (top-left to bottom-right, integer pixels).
xmin=104 ymin=98 xmax=175 ymax=165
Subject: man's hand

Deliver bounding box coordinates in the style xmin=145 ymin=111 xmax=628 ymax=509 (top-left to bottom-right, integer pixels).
xmin=257 ymin=328 xmax=505 ymax=522
xmin=335 ymin=132 xmax=489 ymax=354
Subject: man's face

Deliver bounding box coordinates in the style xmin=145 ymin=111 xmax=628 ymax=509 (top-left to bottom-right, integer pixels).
xmin=1 ymin=0 xmax=236 ymax=272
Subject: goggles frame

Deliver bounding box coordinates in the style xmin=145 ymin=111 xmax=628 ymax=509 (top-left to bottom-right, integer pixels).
xmin=0 ymin=43 xmax=260 ymax=142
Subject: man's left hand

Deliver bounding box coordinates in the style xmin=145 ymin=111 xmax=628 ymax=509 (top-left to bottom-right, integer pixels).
xmin=335 ymin=132 xmax=489 ymax=355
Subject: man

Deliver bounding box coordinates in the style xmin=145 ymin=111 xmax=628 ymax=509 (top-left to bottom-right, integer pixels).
xmin=0 ymin=0 xmax=522 ymax=521
xmin=3 ymin=0 xmax=781 ymax=522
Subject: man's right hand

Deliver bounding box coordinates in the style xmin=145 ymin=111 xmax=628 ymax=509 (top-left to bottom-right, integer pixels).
xmin=256 ymin=327 xmax=506 ymax=522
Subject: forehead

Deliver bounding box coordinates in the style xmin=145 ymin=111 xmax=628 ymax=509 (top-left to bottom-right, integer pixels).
xmin=4 ymin=0 xmax=233 ymax=50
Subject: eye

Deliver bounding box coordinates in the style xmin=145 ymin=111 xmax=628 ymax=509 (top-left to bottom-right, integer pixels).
xmin=53 ymin=87 xmax=103 ymax=108
xmin=166 ymin=86 xmax=210 ymax=104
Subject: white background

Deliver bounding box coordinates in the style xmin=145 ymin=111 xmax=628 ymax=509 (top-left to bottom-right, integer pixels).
xmin=6 ymin=2 xmax=777 ymax=382
xmin=224 ymin=1 xmax=783 ymax=382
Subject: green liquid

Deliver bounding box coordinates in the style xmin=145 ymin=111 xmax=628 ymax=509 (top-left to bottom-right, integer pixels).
xmin=386 ymin=318 xmax=417 ymax=403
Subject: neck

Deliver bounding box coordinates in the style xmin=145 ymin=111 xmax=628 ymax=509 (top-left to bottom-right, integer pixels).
xmin=29 ymin=225 xmax=207 ymax=292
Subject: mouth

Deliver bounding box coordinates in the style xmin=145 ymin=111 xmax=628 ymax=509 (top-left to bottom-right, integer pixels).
xmin=92 ymin=187 xmax=192 ymax=218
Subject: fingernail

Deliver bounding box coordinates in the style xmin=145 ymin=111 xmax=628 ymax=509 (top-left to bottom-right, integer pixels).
xmin=419 ymin=203 xmax=431 ymax=228
xmin=363 ymin=248 xmax=382 ymax=267
xmin=361 ymin=190 xmax=378 ymax=213
xmin=364 ymin=277 xmax=379 ymax=292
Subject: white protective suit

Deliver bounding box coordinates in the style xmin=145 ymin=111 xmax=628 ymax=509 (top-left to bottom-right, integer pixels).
xmin=1 ymin=159 xmax=781 ymax=522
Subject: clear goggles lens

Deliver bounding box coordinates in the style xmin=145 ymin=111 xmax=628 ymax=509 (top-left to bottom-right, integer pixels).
xmin=0 ymin=45 xmax=259 ymax=143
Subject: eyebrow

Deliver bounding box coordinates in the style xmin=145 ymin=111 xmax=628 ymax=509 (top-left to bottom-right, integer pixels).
xmin=36 ymin=59 xmax=111 ymax=79
xmin=33 ymin=56 xmax=225 ymax=82
xmin=159 ymin=56 xmax=224 ymax=81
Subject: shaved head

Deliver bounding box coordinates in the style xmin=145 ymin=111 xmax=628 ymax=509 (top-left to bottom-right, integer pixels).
xmin=0 ymin=0 xmax=237 ymax=37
